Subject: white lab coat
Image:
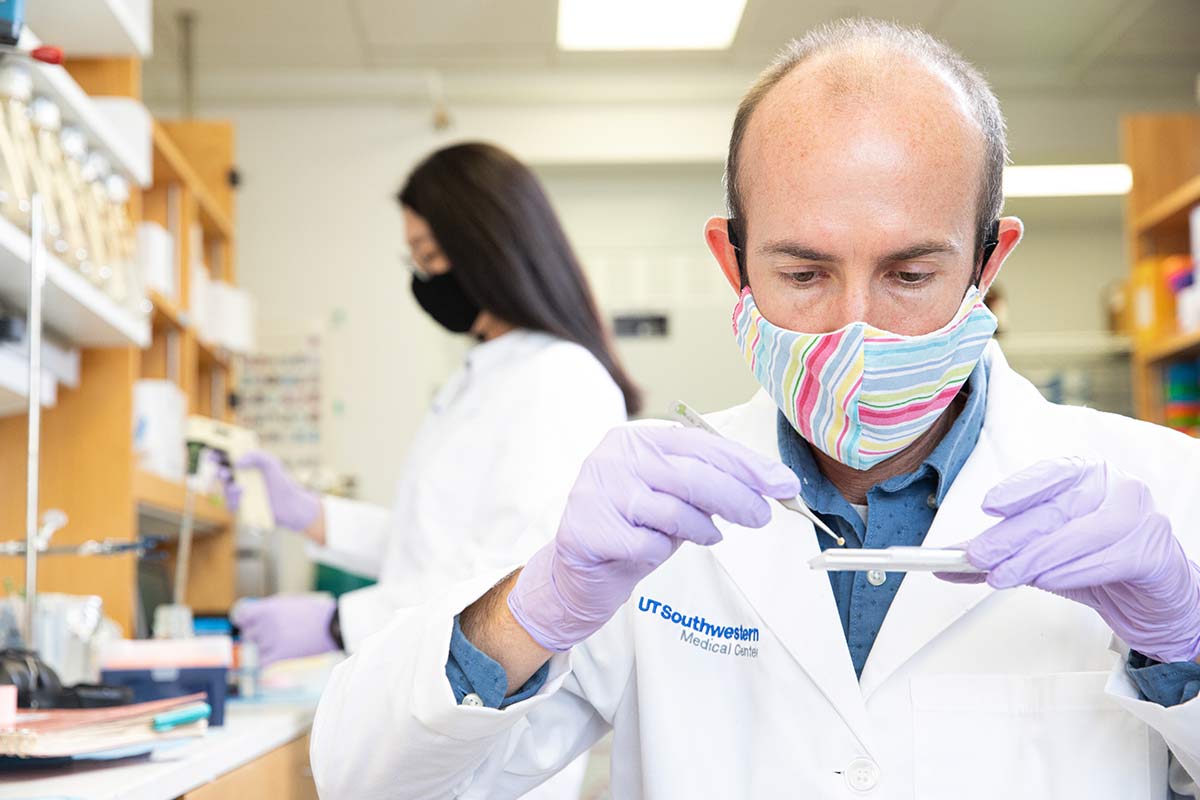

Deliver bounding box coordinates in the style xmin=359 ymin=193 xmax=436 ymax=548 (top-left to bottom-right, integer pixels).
xmin=311 ymin=342 xmax=1200 ymax=799
xmin=310 ymin=329 xmax=626 ymax=652
xmin=311 ymin=330 xmax=624 ymax=800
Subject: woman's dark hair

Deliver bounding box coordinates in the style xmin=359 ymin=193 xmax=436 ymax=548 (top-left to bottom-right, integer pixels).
xmin=398 ymin=142 xmax=642 ymax=415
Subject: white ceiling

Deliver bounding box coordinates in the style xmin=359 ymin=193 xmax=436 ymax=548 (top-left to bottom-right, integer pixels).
xmin=144 ymin=0 xmax=1200 ymax=90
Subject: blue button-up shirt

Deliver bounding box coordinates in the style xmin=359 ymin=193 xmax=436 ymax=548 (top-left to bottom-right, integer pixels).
xmin=777 ymin=364 xmax=990 ymax=676
xmin=446 ymin=363 xmax=1200 ymax=708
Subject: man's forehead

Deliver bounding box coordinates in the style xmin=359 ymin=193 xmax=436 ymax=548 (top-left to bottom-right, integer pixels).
xmin=737 ymin=49 xmax=985 ymax=233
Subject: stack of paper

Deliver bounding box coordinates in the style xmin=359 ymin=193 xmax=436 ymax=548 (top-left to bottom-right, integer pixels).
xmin=0 ymin=693 xmax=209 ymax=760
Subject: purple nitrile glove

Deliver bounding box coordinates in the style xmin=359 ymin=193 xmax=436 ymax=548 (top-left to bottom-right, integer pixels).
xmin=231 ymin=593 xmax=339 ymax=667
xmin=233 ymin=451 xmax=321 ymax=533
xmin=942 ymin=457 xmax=1200 ymax=664
xmin=508 ymin=426 xmax=801 ymax=653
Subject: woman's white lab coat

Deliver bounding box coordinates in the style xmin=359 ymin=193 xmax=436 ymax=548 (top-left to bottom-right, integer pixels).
xmin=310 ymin=342 xmax=1200 ymax=799
xmin=312 ymin=329 xmax=626 ymax=651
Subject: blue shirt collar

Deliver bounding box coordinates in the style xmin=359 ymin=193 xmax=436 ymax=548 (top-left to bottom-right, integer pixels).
xmin=777 ymin=361 xmax=989 ymax=511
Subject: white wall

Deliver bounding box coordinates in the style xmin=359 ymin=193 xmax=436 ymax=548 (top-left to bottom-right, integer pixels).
xmin=187 ymin=86 xmax=1193 ymax=505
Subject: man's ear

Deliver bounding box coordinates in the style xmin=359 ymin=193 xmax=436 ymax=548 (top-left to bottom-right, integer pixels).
xmin=979 ymin=216 xmax=1023 ymax=293
xmin=704 ymin=216 xmax=743 ymax=294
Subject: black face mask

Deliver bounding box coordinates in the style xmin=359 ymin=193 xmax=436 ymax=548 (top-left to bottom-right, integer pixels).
xmin=410 ymin=271 xmax=481 ymax=334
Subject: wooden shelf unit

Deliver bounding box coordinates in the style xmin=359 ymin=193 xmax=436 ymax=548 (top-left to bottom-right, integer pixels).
xmin=0 ymin=57 xmax=241 ymax=632
xmin=1121 ymin=113 xmax=1200 ymax=427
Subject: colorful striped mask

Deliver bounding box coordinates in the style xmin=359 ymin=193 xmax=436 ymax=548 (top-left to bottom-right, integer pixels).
xmin=732 ymin=287 xmax=997 ymax=470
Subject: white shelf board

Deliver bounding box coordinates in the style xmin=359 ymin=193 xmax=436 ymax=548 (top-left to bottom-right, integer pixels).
xmin=0 ymin=344 xmax=57 ymax=417
xmin=0 ymin=215 xmax=149 ymax=348
xmin=19 ymin=28 xmax=152 ymax=186
xmin=999 ymin=331 xmax=1133 ymax=359
xmin=25 ymin=0 xmax=152 ymax=58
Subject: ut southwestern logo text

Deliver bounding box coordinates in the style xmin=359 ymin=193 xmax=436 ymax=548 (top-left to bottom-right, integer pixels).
xmin=637 ymin=596 xmax=760 ymax=659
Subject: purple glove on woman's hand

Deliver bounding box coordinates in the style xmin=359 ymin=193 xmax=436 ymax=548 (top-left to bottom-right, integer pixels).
xmin=231 ymin=451 xmax=321 ymax=533
xmin=231 ymin=593 xmax=338 ymax=666
xmin=947 ymin=457 xmax=1200 ymax=664
xmin=508 ymin=426 xmax=801 ymax=653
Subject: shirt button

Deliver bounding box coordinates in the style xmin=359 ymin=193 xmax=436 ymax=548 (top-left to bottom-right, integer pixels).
xmin=461 ymin=693 xmax=484 ymax=707
xmin=926 ymin=493 xmax=938 ymax=509
xmin=866 ymin=569 xmax=886 ymax=587
xmin=845 ymin=757 xmax=880 ymax=792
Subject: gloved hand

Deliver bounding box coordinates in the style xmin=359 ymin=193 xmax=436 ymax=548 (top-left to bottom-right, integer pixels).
xmin=231 ymin=593 xmax=339 ymax=666
xmin=947 ymin=457 xmax=1200 ymax=664
xmin=508 ymin=425 xmax=801 ymax=652
xmin=228 ymin=451 xmax=321 ymax=533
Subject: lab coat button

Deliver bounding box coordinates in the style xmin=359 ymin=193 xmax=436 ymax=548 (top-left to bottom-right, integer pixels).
xmin=462 ymin=693 xmax=484 ymax=707
xmin=866 ymin=569 xmax=886 ymax=586
xmin=845 ymin=757 xmax=879 ymax=792
xmin=926 ymin=493 xmax=938 ymax=509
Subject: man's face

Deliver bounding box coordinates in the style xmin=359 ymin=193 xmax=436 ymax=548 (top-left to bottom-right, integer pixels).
xmin=708 ymin=53 xmax=1020 ymax=336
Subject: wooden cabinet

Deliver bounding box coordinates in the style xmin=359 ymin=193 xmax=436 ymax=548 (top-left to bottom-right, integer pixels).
xmin=180 ymin=734 xmax=318 ymax=800
xmin=1120 ymin=113 xmax=1200 ymax=427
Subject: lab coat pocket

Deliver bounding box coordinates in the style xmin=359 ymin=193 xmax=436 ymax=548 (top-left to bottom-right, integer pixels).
xmin=909 ymin=671 xmax=1158 ymax=800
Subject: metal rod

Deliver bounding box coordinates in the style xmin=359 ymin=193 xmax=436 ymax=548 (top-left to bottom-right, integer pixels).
xmin=174 ymin=481 xmax=196 ymax=606
xmin=24 ymin=194 xmax=44 ymax=648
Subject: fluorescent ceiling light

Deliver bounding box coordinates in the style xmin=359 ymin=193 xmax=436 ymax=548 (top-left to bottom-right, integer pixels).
xmin=557 ymin=0 xmax=748 ymax=51
xmin=1003 ymin=164 xmax=1132 ymax=198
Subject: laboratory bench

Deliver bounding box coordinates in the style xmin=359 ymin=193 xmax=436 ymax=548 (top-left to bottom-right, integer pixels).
xmin=0 ymin=699 xmax=319 ymax=800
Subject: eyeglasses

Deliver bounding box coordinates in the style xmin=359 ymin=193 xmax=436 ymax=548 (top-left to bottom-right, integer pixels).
xmin=401 ymin=251 xmax=431 ymax=281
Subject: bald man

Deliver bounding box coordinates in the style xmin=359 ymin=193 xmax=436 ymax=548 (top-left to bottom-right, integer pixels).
xmin=312 ymin=19 xmax=1200 ymax=799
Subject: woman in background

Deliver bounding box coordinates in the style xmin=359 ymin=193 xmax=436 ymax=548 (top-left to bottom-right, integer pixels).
xmin=228 ymin=142 xmax=639 ymax=798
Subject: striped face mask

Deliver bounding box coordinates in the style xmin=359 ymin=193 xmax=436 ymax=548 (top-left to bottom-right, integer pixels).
xmin=732 ymin=287 xmax=997 ymax=470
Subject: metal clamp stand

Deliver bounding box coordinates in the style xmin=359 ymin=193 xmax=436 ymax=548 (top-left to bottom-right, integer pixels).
xmin=23 ymin=193 xmax=43 ymax=650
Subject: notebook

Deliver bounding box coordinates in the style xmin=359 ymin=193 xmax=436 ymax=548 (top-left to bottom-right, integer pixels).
xmin=0 ymin=693 xmax=209 ymax=759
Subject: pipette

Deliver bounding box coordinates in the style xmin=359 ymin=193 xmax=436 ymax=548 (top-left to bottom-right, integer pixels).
xmin=670 ymin=401 xmax=845 ymax=546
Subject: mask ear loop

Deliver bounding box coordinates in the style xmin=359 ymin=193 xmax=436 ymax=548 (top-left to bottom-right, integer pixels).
xmin=726 ymin=219 xmax=749 ymax=289
xmin=974 ymin=219 xmax=1000 ymax=290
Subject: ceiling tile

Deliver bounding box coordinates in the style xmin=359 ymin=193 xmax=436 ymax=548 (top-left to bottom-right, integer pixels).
xmin=932 ymin=0 xmax=1128 ymax=65
xmin=354 ymin=0 xmax=557 ymax=48
xmin=150 ymin=0 xmax=366 ymax=69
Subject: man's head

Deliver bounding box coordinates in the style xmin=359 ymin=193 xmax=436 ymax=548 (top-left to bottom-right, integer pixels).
xmin=706 ymin=18 xmax=1023 ymax=336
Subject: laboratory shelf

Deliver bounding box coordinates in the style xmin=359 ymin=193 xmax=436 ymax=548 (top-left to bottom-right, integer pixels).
xmin=1136 ymin=328 xmax=1200 ymax=366
xmin=149 ymin=289 xmax=186 ymax=330
xmin=0 ymin=214 xmax=150 ymax=348
xmin=196 ymin=336 xmax=230 ymax=370
xmin=0 ymin=343 xmax=55 ymax=417
xmin=152 ymin=123 xmax=235 ymax=240
xmin=26 ymin=0 xmax=152 ymax=58
xmin=133 ymin=469 xmax=232 ymax=533
xmin=22 ymin=28 xmax=153 ymax=186
xmin=1132 ymin=173 xmax=1200 ymax=236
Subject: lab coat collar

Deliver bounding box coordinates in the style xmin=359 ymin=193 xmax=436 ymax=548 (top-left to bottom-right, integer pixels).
xmin=709 ymin=341 xmax=1058 ymax=737
xmin=858 ymin=341 xmax=1061 ymax=700
xmin=709 ymin=392 xmax=880 ymax=758
xmin=464 ymin=328 xmax=557 ymax=373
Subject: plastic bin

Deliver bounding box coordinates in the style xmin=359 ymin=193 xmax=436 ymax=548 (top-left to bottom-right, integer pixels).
xmin=100 ymin=666 xmax=228 ymax=726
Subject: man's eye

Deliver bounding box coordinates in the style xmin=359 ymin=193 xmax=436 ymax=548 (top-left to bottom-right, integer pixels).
xmin=785 ymin=271 xmax=821 ymax=285
xmin=893 ymin=271 xmax=932 ymax=285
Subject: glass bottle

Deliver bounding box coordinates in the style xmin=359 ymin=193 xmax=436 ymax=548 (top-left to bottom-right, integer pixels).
xmin=30 ymin=96 xmax=81 ymax=264
xmin=0 ymin=63 xmax=33 ymax=230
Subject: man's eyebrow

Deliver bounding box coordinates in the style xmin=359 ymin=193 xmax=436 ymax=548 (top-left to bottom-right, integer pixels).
xmin=757 ymin=240 xmax=839 ymax=263
xmin=882 ymin=240 xmax=960 ymax=263
xmin=756 ymin=239 xmax=961 ymax=266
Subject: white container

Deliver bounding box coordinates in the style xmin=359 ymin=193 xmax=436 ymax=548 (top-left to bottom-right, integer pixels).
xmin=1189 ymin=204 xmax=1200 ymax=268
xmin=133 ymin=379 xmax=186 ymax=481
xmin=209 ymin=281 xmax=256 ymax=354
xmin=1177 ymin=284 xmax=1200 ymax=334
xmin=190 ymin=262 xmax=212 ymax=342
xmin=136 ymin=221 xmax=175 ymax=301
